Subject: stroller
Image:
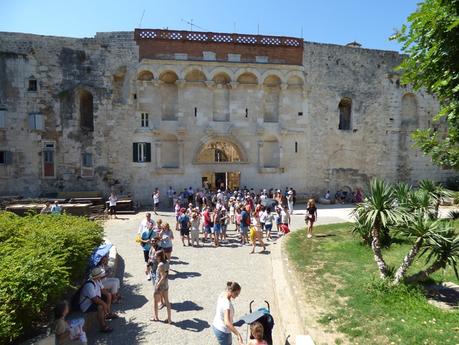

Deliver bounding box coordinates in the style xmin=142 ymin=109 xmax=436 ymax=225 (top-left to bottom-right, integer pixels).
xmin=236 ymin=300 xmax=274 ymax=345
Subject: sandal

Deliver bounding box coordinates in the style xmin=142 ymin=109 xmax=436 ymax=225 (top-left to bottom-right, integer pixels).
xmin=100 ymin=325 xmax=113 ymax=333
xmin=105 ymin=313 xmax=119 ymax=320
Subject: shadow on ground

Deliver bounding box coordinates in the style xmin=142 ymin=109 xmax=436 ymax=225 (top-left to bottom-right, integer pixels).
xmin=172 ymin=318 xmax=210 ymax=332
xmin=171 ymin=300 xmax=204 ymax=312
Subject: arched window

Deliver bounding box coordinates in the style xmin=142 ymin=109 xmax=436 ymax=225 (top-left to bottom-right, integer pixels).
xmin=196 ymin=141 xmax=243 ymax=163
xmin=80 ymin=90 xmax=94 ymax=131
xmin=137 ymin=70 xmax=154 ymax=81
xmin=263 ymin=75 xmax=281 ymax=123
xmin=212 ymin=73 xmax=231 ymax=122
xmin=338 ymin=98 xmax=352 ymax=130
xmin=159 ymin=71 xmax=179 ymax=121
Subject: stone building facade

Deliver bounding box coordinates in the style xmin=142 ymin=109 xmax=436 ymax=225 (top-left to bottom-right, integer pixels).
xmin=0 ymin=29 xmax=453 ymax=202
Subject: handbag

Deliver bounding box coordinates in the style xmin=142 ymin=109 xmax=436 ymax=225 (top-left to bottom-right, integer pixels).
xmin=135 ymin=233 xmax=141 ymax=244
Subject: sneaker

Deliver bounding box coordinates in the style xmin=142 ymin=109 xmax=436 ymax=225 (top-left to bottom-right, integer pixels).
xmin=307 ymin=234 xmax=312 ymax=239
xmin=147 ymin=275 xmax=151 ymax=281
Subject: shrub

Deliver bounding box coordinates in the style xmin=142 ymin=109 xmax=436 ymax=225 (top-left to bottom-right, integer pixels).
xmin=0 ymin=212 xmax=103 ymax=343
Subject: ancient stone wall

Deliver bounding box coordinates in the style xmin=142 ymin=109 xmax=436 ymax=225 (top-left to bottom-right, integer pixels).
xmin=0 ymin=30 xmax=454 ymax=202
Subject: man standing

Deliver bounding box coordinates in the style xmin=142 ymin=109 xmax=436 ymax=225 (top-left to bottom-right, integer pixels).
xmin=240 ymin=207 xmax=250 ymax=245
xmin=108 ymin=192 xmax=118 ymax=219
xmin=138 ymin=213 xmax=156 ymax=280
xmin=152 ymin=189 xmax=160 ymax=215
xmin=177 ymin=208 xmax=191 ymax=246
xmin=287 ymin=190 xmax=294 ymax=215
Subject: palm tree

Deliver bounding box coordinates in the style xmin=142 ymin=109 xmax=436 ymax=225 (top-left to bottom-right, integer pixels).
xmin=393 ymin=182 xmax=412 ymax=208
xmin=419 ymin=180 xmax=453 ymax=219
xmin=406 ymin=225 xmax=459 ymax=283
xmin=408 ymin=189 xmax=435 ymax=218
xmin=354 ymin=179 xmax=401 ymax=278
xmin=392 ymin=212 xmax=442 ymax=284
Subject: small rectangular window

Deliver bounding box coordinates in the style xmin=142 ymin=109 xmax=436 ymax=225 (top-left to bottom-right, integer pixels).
xmin=0 ymin=109 xmax=5 ymax=128
xmin=295 ymin=142 xmax=298 ymax=153
xmin=0 ymin=151 xmax=12 ymax=165
xmin=298 ymin=112 xmax=303 ymax=116
xmin=28 ymin=79 xmax=37 ymax=91
xmin=194 ymin=107 xmax=197 ymax=117
xmin=245 ymin=108 xmax=248 ymax=118
xmin=29 ymin=112 xmax=44 ymax=130
xmin=82 ymin=153 xmax=93 ymax=167
xmin=141 ymin=113 xmax=149 ymax=128
xmin=133 ymin=142 xmax=151 ymax=163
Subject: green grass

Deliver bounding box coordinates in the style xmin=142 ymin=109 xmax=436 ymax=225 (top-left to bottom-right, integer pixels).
xmin=286 ymin=222 xmax=459 ymax=345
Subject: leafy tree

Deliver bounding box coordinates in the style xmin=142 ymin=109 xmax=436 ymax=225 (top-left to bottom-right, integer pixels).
xmin=392 ymin=0 xmax=459 ymax=169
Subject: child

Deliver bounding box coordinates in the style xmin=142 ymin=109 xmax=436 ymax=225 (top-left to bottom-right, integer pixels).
xmin=54 ymin=301 xmax=87 ymax=345
xmin=248 ymin=322 xmax=267 ymax=345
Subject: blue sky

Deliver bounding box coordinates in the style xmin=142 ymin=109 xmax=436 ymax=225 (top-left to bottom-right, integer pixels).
xmin=0 ymin=0 xmax=419 ymax=51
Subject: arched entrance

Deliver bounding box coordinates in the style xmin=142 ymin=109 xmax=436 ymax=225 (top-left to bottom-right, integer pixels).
xmin=195 ymin=140 xmax=245 ymax=190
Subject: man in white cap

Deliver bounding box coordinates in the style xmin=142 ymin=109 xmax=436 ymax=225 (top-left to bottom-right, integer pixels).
xmin=79 ymin=267 xmax=117 ymax=333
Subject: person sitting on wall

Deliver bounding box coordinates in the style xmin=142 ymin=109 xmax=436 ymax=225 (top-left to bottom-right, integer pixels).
xmin=41 ymin=201 xmax=52 ymax=214
xmin=51 ymin=200 xmax=63 ymax=215
xmin=324 ymin=190 xmax=330 ymax=200
xmin=79 ymin=267 xmax=118 ymax=333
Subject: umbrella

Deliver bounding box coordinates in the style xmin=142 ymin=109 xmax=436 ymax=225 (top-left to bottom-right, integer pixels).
xmin=261 ymin=198 xmax=278 ymax=209
xmin=89 ymin=243 xmax=113 ymax=268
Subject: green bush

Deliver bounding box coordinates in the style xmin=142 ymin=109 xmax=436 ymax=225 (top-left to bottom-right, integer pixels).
xmin=0 ymin=212 xmax=103 ymax=343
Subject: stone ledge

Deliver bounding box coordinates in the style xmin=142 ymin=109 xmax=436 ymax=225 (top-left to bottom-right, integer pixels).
xmin=271 ymin=234 xmax=312 ymax=345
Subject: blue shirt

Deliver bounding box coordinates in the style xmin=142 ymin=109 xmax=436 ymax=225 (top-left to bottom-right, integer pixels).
xmin=141 ymin=229 xmax=156 ymax=252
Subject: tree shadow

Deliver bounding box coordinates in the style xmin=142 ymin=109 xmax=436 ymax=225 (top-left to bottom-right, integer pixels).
xmin=171 ymin=300 xmax=204 ymax=312
xmin=172 ymin=318 xmax=210 ymax=332
xmin=87 ymin=315 xmax=152 ymax=345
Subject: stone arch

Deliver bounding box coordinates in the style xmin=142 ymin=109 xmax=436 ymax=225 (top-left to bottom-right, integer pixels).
xmin=79 ymin=89 xmax=94 ymax=131
xmin=209 ymin=67 xmax=234 ymax=82
xmin=287 ymin=75 xmax=304 ymax=87
xmin=137 ymin=70 xmax=154 ymax=81
xmin=159 ymin=70 xmax=179 ymax=84
xmin=184 ymin=69 xmax=207 ymax=83
xmin=113 ymin=66 xmax=127 ymax=103
xmin=212 ymin=72 xmax=231 ymax=85
xmin=261 ymin=134 xmax=280 ymax=168
xmin=286 ymin=71 xmax=305 ymax=84
xmin=338 ymin=97 xmax=352 ymax=130
xmin=401 ymin=93 xmax=418 ymax=127
xmin=194 ymin=137 xmax=248 ymax=163
xmin=235 ymin=69 xmax=260 ymax=84
xmin=261 ymin=70 xmax=285 ymax=85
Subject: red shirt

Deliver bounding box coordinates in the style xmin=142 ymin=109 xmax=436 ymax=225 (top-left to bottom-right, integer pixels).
xmin=203 ymin=210 xmax=211 ymax=226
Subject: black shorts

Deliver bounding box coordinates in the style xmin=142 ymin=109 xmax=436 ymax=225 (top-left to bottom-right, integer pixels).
xmin=143 ymin=250 xmax=149 ymax=263
xmin=109 ymin=206 xmax=116 ymax=214
xmin=180 ymin=228 xmax=190 ymax=236
xmin=85 ymin=294 xmax=108 ymax=313
xmin=154 ymin=202 xmax=159 ymax=208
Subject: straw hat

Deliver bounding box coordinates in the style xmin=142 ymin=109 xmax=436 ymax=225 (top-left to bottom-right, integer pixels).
xmin=90 ymin=267 xmax=106 ymax=279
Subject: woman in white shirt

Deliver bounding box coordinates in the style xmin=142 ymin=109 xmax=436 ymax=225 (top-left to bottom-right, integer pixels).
xmin=212 ymin=282 xmax=243 ymax=345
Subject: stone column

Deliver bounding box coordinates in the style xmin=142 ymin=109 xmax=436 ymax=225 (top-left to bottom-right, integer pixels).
xmin=279 ymin=82 xmax=288 ymax=122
